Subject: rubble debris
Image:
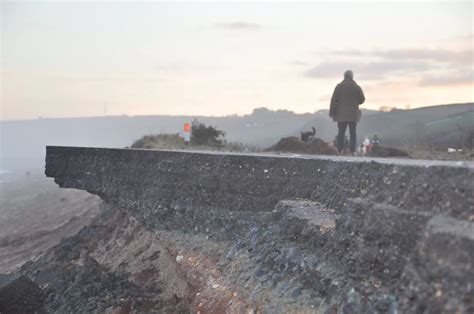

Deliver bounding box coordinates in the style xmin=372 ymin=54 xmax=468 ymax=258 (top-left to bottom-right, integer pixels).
xmin=265 ymin=136 xmax=338 ymax=155
xmin=366 ymin=144 xmax=410 ymax=158
xmin=0 ymin=275 xmax=45 ymax=314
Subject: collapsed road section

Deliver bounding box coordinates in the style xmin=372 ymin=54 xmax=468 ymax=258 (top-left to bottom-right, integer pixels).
xmin=4 ymin=146 xmax=473 ymax=313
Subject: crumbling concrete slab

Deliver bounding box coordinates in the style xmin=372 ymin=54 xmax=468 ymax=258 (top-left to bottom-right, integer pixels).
xmin=38 ymin=146 xmax=474 ymax=312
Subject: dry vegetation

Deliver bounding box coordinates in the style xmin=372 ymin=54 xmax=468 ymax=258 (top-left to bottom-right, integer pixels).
xmin=131 ymin=120 xmax=260 ymax=153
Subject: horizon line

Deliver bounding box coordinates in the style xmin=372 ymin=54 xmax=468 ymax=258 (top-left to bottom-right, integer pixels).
xmin=1 ymin=102 xmax=473 ymax=123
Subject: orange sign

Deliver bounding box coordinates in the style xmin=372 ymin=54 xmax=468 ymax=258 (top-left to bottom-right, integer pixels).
xmin=184 ymin=123 xmax=191 ymax=132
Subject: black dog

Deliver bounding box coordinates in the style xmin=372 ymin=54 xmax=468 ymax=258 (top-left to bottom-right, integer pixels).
xmin=301 ymin=127 xmax=316 ymax=142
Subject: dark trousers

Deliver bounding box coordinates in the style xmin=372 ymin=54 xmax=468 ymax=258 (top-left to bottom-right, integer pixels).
xmin=337 ymin=122 xmax=357 ymax=153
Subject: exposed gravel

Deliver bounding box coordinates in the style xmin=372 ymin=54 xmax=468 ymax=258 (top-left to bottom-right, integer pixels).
xmin=4 ymin=147 xmax=471 ymax=313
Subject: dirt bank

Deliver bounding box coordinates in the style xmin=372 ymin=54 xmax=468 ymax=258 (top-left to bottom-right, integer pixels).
xmin=4 ymin=204 xmax=258 ymax=313
xmin=265 ymin=136 xmax=338 ymax=155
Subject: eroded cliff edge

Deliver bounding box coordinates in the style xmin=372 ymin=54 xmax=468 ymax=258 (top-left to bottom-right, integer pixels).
xmin=7 ymin=146 xmax=474 ymax=313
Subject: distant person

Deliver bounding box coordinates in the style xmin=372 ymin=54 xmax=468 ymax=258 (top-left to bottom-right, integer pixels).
xmin=329 ymin=70 xmax=365 ymax=154
xmin=372 ymin=134 xmax=381 ymax=146
xmin=362 ymin=136 xmax=371 ymax=154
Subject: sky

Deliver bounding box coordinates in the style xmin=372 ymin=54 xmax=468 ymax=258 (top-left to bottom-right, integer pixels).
xmin=1 ymin=0 xmax=473 ymax=120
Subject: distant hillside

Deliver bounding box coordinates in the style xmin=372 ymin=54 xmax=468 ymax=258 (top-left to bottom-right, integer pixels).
xmin=0 ymin=108 xmax=312 ymax=170
xmin=360 ymin=103 xmax=474 ymax=149
xmin=301 ymin=103 xmax=474 ymax=149
xmin=1 ymin=103 xmax=472 ymax=170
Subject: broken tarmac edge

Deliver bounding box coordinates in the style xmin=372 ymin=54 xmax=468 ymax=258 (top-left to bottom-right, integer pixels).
xmin=39 ymin=145 xmax=474 ymax=312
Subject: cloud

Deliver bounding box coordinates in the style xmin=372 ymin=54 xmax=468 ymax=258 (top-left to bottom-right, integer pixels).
xmin=445 ymin=33 xmax=474 ymax=46
xmin=289 ymin=60 xmax=309 ymax=66
xmin=305 ymin=47 xmax=473 ymax=82
xmin=318 ymin=94 xmax=331 ymax=102
xmin=419 ymin=72 xmax=473 ymax=87
xmin=379 ymin=49 xmax=472 ymax=66
xmin=331 ymin=50 xmax=365 ymax=57
xmin=214 ymin=22 xmax=262 ymax=31
xmin=153 ymin=64 xmax=180 ymax=73
xmin=329 ymin=48 xmax=472 ymax=65
xmin=305 ymin=60 xmax=429 ymax=80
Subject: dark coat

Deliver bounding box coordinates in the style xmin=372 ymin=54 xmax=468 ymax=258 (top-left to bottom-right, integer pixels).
xmin=329 ymin=79 xmax=365 ymax=122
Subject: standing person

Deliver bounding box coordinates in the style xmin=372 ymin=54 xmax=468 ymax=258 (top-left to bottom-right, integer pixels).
xmin=329 ymin=70 xmax=365 ymax=154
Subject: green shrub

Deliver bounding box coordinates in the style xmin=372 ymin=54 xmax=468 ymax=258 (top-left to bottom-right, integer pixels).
xmin=190 ymin=119 xmax=225 ymax=148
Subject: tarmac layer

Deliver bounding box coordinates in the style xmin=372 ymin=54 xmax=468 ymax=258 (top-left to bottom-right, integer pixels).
xmin=12 ymin=146 xmax=474 ymax=312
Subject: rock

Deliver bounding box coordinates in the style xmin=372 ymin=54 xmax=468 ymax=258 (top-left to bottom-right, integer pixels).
xmin=0 ymin=276 xmax=45 ymax=314
xmin=291 ymin=287 xmax=302 ymax=298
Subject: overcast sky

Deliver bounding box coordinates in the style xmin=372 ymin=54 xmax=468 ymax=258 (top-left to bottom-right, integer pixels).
xmin=1 ymin=0 xmax=473 ymax=120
